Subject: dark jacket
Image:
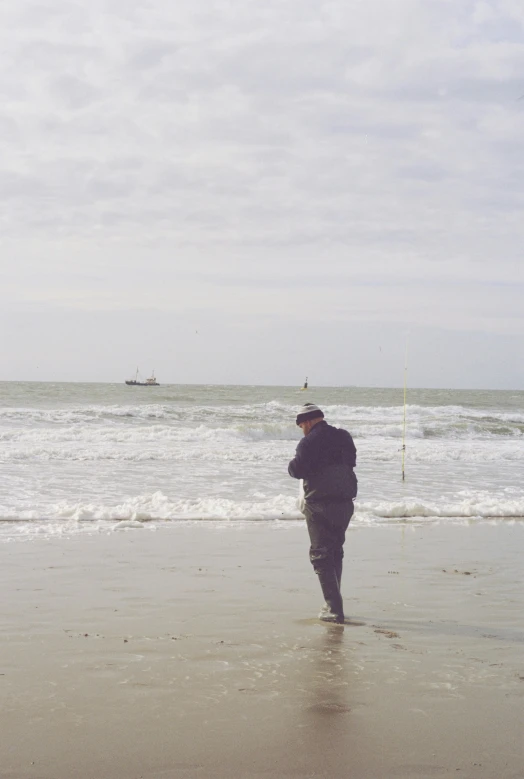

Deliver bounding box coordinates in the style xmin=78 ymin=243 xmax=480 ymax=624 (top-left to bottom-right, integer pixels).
xmin=288 ymin=420 xmax=357 ymax=504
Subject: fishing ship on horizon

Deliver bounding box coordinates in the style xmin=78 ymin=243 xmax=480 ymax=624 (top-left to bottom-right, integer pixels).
xmin=125 ymin=368 xmax=159 ymax=386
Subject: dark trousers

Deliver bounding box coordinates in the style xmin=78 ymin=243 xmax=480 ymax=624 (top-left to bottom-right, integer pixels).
xmin=304 ymin=500 xmax=354 ymax=591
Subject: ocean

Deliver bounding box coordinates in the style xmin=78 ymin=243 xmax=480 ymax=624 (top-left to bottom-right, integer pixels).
xmin=1 ymin=382 xmax=523 ymax=541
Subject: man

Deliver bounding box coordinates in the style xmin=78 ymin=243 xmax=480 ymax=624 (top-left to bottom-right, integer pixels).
xmin=288 ymin=403 xmax=357 ymax=624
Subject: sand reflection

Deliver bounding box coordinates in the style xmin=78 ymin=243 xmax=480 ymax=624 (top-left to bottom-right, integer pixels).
xmin=305 ymin=626 xmax=352 ymax=718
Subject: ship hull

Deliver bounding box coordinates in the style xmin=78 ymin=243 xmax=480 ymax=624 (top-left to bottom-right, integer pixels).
xmin=125 ymin=381 xmax=160 ymax=386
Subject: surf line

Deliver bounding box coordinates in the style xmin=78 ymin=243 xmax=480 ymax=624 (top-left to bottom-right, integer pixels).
xmin=401 ymin=338 xmax=408 ymax=481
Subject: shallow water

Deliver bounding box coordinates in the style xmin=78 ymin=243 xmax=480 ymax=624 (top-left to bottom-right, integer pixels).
xmin=1 ymin=382 xmax=523 ymax=539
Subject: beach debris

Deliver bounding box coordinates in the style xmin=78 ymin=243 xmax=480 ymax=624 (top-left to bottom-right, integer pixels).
xmin=63 ymin=630 xmax=104 ymax=639
xmin=388 ymin=570 xmax=399 ymax=574
xmin=442 ymin=569 xmax=475 ymax=576
xmin=374 ymin=628 xmax=399 ymax=638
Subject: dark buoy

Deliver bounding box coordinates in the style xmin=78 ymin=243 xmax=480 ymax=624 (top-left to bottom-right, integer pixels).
xmin=302 ymin=376 xmax=308 ymax=390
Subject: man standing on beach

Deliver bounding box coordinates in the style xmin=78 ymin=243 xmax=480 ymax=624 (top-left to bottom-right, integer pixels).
xmin=288 ymin=403 xmax=357 ymax=624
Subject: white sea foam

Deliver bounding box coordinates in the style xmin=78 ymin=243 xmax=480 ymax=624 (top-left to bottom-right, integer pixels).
xmin=1 ymin=427 xmax=523 ymax=465
xmin=2 ymin=399 xmax=524 ymax=434
xmin=1 ymin=383 xmax=523 ymax=540
xmin=2 ymin=490 xmax=524 ymax=543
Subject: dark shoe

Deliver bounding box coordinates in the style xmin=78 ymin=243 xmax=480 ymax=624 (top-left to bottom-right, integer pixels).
xmin=319 ymin=611 xmax=344 ymax=624
xmin=318 ymin=604 xmax=344 ymax=623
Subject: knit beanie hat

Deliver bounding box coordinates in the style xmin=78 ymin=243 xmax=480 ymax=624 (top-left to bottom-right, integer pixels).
xmin=296 ymin=403 xmax=325 ymax=426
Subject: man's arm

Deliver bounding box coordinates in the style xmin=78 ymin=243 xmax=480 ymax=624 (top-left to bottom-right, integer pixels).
xmin=339 ymin=429 xmax=357 ymax=467
xmin=288 ymin=438 xmax=311 ymax=479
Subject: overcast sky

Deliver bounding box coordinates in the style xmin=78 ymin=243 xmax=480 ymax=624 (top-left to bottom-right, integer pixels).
xmin=1 ymin=0 xmax=524 ymax=388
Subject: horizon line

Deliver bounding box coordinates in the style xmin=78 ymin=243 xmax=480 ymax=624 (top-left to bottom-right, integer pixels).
xmin=0 ymin=380 xmax=522 ymax=392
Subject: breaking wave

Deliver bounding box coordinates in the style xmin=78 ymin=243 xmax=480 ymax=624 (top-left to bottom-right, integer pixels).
xmin=2 ymin=401 xmax=524 ymax=441
xmin=2 ymin=490 xmax=524 ymax=541
xmin=2 ymin=386 xmax=524 ymax=541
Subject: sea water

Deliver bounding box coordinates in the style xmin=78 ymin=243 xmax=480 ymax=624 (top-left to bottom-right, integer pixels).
xmin=1 ymin=382 xmax=523 ymax=540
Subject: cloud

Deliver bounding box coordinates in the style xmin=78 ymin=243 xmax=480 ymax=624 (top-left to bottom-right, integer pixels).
xmin=1 ymin=0 xmax=524 ymax=384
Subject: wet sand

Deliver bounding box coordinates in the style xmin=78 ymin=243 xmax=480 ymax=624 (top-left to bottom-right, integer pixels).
xmin=1 ymin=522 xmax=523 ymax=779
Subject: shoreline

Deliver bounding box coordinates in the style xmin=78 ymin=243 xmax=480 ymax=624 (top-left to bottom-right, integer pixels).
xmin=1 ymin=522 xmax=523 ymax=779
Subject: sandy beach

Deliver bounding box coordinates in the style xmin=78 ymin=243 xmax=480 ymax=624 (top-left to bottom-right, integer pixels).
xmin=1 ymin=521 xmax=523 ymax=779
